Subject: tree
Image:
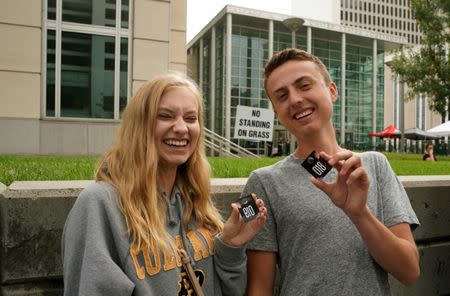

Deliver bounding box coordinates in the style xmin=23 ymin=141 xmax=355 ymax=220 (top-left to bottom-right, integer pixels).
xmin=389 ymin=0 xmax=450 ymax=117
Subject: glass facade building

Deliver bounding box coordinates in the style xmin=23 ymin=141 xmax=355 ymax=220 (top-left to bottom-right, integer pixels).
xmin=187 ymin=5 xmax=405 ymax=154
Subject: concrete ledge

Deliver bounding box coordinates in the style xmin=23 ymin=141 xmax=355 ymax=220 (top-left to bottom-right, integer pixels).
xmin=399 ymin=175 xmax=450 ymax=188
xmin=0 ymin=176 xmax=449 ymax=295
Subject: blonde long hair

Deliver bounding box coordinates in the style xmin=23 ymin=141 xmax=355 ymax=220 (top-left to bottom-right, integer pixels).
xmin=96 ymin=73 xmax=223 ymax=252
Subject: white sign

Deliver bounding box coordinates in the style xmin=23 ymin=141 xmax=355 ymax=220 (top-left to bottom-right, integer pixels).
xmin=233 ymin=105 xmax=274 ymax=141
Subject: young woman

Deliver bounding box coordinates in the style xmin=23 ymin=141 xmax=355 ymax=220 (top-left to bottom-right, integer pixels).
xmin=423 ymin=143 xmax=437 ymax=161
xmin=62 ymin=73 xmax=267 ymax=296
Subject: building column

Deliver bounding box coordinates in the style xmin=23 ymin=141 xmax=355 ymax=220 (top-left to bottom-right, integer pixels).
xmin=399 ymin=76 xmax=405 ymax=153
xmin=268 ymin=20 xmax=273 ymax=59
xmin=55 ymin=0 xmax=62 ymax=118
xmin=290 ymin=29 xmax=297 ymax=153
xmin=372 ymin=39 xmax=378 ymax=149
xmin=393 ymin=73 xmax=400 ymax=152
xmin=225 ymin=13 xmax=232 ymax=145
xmin=265 ymin=20 xmax=274 ymax=156
xmin=113 ymin=0 xmax=122 ymax=120
xmin=210 ymin=27 xmax=216 ymax=134
xmin=199 ymin=38 xmax=203 ymax=91
xmin=306 ymin=26 xmax=312 ymax=53
xmin=340 ymin=33 xmax=346 ymax=147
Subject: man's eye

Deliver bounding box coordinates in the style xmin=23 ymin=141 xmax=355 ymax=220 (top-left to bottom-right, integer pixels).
xmin=301 ymin=83 xmax=311 ymax=90
xmin=278 ymin=93 xmax=287 ymax=100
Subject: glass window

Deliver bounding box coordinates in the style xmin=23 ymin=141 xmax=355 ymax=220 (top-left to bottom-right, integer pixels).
xmin=46 ymin=0 xmax=129 ymax=119
xmin=119 ymin=37 xmax=128 ymax=115
xmin=48 ymin=0 xmax=56 ymax=20
xmin=61 ymin=32 xmax=115 ymax=118
xmin=46 ymin=30 xmax=56 ymax=117
xmin=62 ymin=0 xmax=129 ymax=28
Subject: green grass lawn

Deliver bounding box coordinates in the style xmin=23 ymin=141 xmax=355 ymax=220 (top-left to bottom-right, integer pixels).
xmin=0 ymin=153 xmax=449 ymax=186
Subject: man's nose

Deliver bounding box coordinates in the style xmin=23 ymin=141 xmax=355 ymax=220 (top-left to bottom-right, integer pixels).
xmin=289 ymin=89 xmax=304 ymax=105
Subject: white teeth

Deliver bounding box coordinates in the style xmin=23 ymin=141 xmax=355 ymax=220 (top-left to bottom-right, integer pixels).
xmin=295 ymin=110 xmax=312 ymax=119
xmin=164 ymin=139 xmax=188 ymax=147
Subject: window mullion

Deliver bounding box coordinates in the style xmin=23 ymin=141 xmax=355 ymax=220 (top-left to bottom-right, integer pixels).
xmin=127 ymin=0 xmax=133 ymax=103
xmin=114 ymin=0 xmax=121 ymax=120
xmin=55 ymin=0 xmax=62 ymax=118
xmin=42 ymin=0 xmax=48 ymax=118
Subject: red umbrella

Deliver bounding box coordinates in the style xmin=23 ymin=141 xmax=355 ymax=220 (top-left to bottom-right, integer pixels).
xmin=367 ymin=125 xmax=400 ymax=138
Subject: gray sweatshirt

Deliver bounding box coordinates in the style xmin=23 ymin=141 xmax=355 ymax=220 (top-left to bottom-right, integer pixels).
xmin=62 ymin=181 xmax=247 ymax=296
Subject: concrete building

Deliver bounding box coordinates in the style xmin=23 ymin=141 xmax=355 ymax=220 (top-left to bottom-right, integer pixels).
xmin=291 ymin=0 xmax=341 ymax=24
xmin=187 ymin=5 xmax=424 ymax=154
xmin=0 ymin=0 xmax=187 ymax=155
xmin=340 ymin=0 xmax=421 ymax=45
xmin=339 ymin=0 xmax=444 ymax=149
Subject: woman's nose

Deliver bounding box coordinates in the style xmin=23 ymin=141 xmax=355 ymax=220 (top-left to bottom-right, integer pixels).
xmin=173 ymin=117 xmax=188 ymax=133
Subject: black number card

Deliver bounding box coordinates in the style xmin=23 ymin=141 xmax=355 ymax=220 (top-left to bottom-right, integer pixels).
xmin=234 ymin=195 xmax=259 ymax=222
xmin=301 ymin=150 xmax=332 ymax=178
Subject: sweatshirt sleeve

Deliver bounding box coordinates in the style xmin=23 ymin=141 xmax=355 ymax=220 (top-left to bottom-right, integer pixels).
xmin=213 ymin=235 xmax=247 ymax=296
xmin=62 ymin=183 xmax=135 ymax=296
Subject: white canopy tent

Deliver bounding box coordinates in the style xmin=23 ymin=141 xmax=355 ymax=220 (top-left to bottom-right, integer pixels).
xmin=426 ymin=121 xmax=450 ymax=137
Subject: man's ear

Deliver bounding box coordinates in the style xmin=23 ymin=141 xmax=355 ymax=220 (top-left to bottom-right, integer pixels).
xmin=329 ymin=82 xmax=338 ymax=103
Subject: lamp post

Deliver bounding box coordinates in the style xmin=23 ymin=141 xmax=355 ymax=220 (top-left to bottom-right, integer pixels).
xmin=282 ymin=17 xmax=305 ymax=154
xmin=282 ymin=18 xmax=305 ymax=35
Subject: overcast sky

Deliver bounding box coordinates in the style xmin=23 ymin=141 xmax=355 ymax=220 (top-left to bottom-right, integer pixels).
xmin=186 ymin=0 xmax=291 ymax=42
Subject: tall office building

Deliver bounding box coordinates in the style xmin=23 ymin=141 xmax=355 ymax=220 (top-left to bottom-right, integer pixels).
xmin=0 ymin=0 xmax=187 ymax=155
xmin=340 ymin=0 xmax=445 ymax=150
xmin=340 ymin=0 xmax=421 ymax=45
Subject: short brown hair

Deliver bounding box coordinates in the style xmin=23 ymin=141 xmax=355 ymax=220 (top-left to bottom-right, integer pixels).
xmin=264 ymin=48 xmax=332 ymax=92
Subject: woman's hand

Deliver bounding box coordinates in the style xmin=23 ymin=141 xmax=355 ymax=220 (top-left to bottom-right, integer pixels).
xmin=220 ymin=193 xmax=267 ymax=247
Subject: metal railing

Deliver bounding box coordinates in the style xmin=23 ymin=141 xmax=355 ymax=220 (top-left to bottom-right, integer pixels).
xmin=204 ymin=128 xmax=260 ymax=158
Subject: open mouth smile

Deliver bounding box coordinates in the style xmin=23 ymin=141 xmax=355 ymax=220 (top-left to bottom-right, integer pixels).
xmin=163 ymin=139 xmax=189 ymax=147
xmin=294 ymin=109 xmax=313 ymax=120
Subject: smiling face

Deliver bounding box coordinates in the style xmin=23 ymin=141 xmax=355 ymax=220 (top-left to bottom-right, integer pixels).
xmin=155 ymin=86 xmax=200 ymax=171
xmin=266 ymin=60 xmax=337 ymax=140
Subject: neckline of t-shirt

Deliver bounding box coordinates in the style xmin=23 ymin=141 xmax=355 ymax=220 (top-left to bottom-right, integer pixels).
xmin=289 ymin=154 xmax=304 ymax=161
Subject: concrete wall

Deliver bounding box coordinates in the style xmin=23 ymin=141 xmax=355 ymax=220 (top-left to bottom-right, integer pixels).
xmin=0 ymin=118 xmax=119 ymax=156
xmin=0 ymin=0 xmax=42 ymax=120
xmin=1 ymin=176 xmax=449 ymax=295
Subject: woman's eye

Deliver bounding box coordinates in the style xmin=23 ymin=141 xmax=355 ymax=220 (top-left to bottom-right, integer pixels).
xmin=185 ymin=116 xmax=198 ymax=122
xmin=157 ymin=113 xmax=171 ymax=119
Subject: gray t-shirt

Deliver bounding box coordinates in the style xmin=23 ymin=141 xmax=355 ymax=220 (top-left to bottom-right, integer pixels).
xmin=244 ymin=151 xmax=419 ymax=296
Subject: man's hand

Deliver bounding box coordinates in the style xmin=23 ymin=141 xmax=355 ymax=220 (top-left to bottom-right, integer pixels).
xmin=311 ymin=150 xmax=370 ymax=220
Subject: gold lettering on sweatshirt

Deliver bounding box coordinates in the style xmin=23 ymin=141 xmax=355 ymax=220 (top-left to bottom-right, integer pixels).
xmin=163 ymin=246 xmax=178 ymax=271
xmin=143 ymin=243 xmax=162 ymax=275
xmin=130 ymin=245 xmax=145 ymax=280
xmin=187 ymin=230 xmax=209 ymax=261
xmin=130 ymin=228 xmax=215 ymax=279
xmin=197 ymin=227 xmax=215 ymax=254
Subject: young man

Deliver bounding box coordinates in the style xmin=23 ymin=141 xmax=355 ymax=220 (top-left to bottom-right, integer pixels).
xmin=244 ymin=48 xmax=420 ymax=295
